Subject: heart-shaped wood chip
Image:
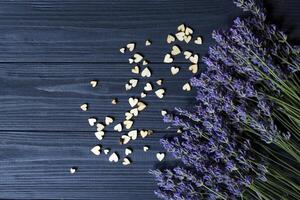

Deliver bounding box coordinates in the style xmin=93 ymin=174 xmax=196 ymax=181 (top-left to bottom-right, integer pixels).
xmin=156 ymin=79 xmax=163 ymax=85
xmin=194 ymin=36 xmax=203 ymax=45
xmin=189 ymin=54 xmax=199 ymax=64
xmin=80 ymin=104 xmax=88 ymax=111
xmin=70 ymin=167 xmax=77 ymax=174
xmin=97 ymin=123 xmax=105 ymax=131
xmin=167 ymin=34 xmax=175 ymax=44
xmin=120 ymin=135 xmax=131 ymax=144
xmin=129 ymin=79 xmax=138 ymax=87
xmin=141 ymin=92 xmax=147 ymax=98
xmin=184 ymin=35 xmax=192 ymax=43
xmin=184 ymin=51 xmax=192 ymax=59
xmin=120 ymin=47 xmax=125 ymax=54
xmin=125 ymin=112 xmax=133 ymax=120
xmin=125 ymin=83 xmax=132 ymax=91
xmin=105 ymin=116 xmax=114 ymax=125
xmin=156 ymin=152 xmax=165 ymax=161
xmin=103 ymin=149 xmax=110 ymax=155
xmin=164 ymin=53 xmax=173 ymax=63
xmin=144 ymin=82 xmax=153 ymax=91
xmin=171 ymin=45 xmax=181 ymax=56
xmin=177 ymin=24 xmax=185 ymax=32
xmin=140 ymin=130 xmax=149 ymax=138
xmin=95 ymin=131 xmax=105 ymax=141
xmin=122 ymin=157 xmax=131 ymax=166
xmin=90 ymin=80 xmax=98 ymax=88
xmin=125 ymin=147 xmax=133 ymax=156
xmin=133 ymin=53 xmax=143 ymax=63
xmin=109 ymin=152 xmax=119 ymax=162
xmin=182 ymin=83 xmax=191 ymax=91
xmin=126 ymin=43 xmax=135 ymax=51
xmin=189 ymin=64 xmax=198 ymax=74
xmin=128 ymin=97 xmax=138 ymax=107
xmin=131 ymin=66 xmax=140 ymax=74
xmin=91 ymin=145 xmax=101 ymax=156
xmin=161 ymin=110 xmax=167 ymax=116
xmin=142 ymin=60 xmax=148 ymax=66
xmin=145 ymin=40 xmax=152 ymax=46
xmin=155 ymin=89 xmax=165 ymax=99
xmin=88 ymin=118 xmax=97 ymax=126
xmin=137 ymin=102 xmax=147 ymax=111
xmin=114 ymin=123 xmax=123 ymax=132
xmin=128 ymin=58 xmax=134 ymax=64
xmin=171 ymin=66 xmax=180 ymax=75
xmin=130 ymin=108 xmax=139 ymax=116
xmin=185 ymin=27 xmax=193 ymax=35
xmin=143 ymin=145 xmax=149 ymax=152
xmin=123 ymin=120 xmax=133 ymax=129
xmin=111 ymin=98 xmax=118 ymax=105
xmin=175 ymin=32 xmax=185 ymax=41
xmin=128 ymin=130 xmax=138 ymax=140
xmin=141 ymin=67 xmax=151 ymax=77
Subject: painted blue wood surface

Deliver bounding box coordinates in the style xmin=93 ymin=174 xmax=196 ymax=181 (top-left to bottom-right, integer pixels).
xmin=0 ymin=0 xmax=299 ymax=199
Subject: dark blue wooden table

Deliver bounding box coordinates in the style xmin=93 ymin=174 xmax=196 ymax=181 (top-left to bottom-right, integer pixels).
xmin=0 ymin=0 xmax=299 ymax=199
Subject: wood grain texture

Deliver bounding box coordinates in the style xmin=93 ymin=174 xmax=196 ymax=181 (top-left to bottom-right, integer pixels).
xmin=0 ymin=0 xmax=299 ymax=199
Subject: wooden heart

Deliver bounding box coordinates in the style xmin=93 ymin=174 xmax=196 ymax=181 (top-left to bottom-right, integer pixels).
xmin=185 ymin=27 xmax=193 ymax=35
xmin=123 ymin=120 xmax=133 ymax=129
xmin=175 ymin=32 xmax=185 ymax=41
xmin=70 ymin=167 xmax=77 ymax=174
xmin=96 ymin=123 xmax=105 ymax=131
xmin=140 ymin=130 xmax=149 ymax=138
xmin=125 ymin=112 xmax=133 ymax=120
xmin=141 ymin=67 xmax=151 ymax=77
xmin=156 ymin=152 xmax=165 ymax=161
xmin=119 ymin=47 xmax=125 ymax=54
xmin=194 ymin=36 xmax=203 ymax=45
xmin=114 ymin=123 xmax=123 ymax=132
xmin=122 ymin=157 xmax=131 ymax=166
xmin=125 ymin=148 xmax=132 ymax=156
xmin=142 ymin=60 xmax=148 ymax=66
xmin=109 ymin=152 xmax=119 ymax=162
xmin=133 ymin=53 xmax=143 ymax=63
xmin=125 ymin=83 xmax=132 ymax=91
xmin=156 ymin=79 xmax=163 ymax=86
xmin=111 ymin=98 xmax=118 ymax=105
xmin=129 ymin=79 xmax=138 ymax=87
xmin=130 ymin=108 xmax=139 ymax=116
xmin=161 ymin=110 xmax=167 ymax=116
xmin=177 ymin=24 xmax=185 ymax=32
xmin=145 ymin=40 xmax=151 ymax=46
xmin=90 ymin=80 xmax=98 ymax=88
xmin=189 ymin=54 xmax=199 ymax=64
xmin=121 ymin=135 xmax=131 ymax=144
xmin=137 ymin=102 xmax=147 ymax=111
xmin=189 ymin=64 xmax=198 ymax=74
xmin=171 ymin=45 xmax=181 ymax=56
xmin=167 ymin=34 xmax=175 ymax=44
xmin=164 ymin=53 xmax=173 ymax=63
xmin=128 ymin=130 xmax=138 ymax=140
xmin=95 ymin=131 xmax=104 ymax=141
xmin=105 ymin=116 xmax=114 ymax=125
xmin=91 ymin=145 xmax=101 ymax=156
xmin=171 ymin=66 xmax=180 ymax=75
xmin=141 ymin=92 xmax=147 ymax=98
xmin=80 ymin=103 xmax=88 ymax=111
xmin=184 ymin=51 xmax=192 ymax=59
xmin=88 ymin=118 xmax=97 ymax=126
xmin=128 ymin=97 xmax=138 ymax=107
xmin=103 ymin=149 xmax=110 ymax=155
xmin=143 ymin=146 xmax=149 ymax=152
xmin=155 ymin=89 xmax=165 ymax=99
xmin=126 ymin=43 xmax=135 ymax=51
xmin=184 ymin=35 xmax=192 ymax=43
xmin=128 ymin=58 xmax=134 ymax=64
xmin=182 ymin=83 xmax=191 ymax=91
xmin=131 ymin=66 xmax=140 ymax=74
xmin=144 ymin=83 xmax=153 ymax=91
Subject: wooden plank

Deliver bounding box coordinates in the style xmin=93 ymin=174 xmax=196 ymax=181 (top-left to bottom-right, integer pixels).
xmin=0 ymin=63 xmax=196 ymax=131
xmin=0 ymin=0 xmax=243 ymax=62
xmin=0 ymin=130 xmax=174 ymax=200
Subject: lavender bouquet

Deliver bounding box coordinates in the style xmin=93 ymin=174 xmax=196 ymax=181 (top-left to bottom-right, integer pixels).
xmin=151 ymin=0 xmax=300 ymax=199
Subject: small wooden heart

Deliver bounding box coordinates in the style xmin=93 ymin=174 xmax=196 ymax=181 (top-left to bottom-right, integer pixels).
xmin=128 ymin=130 xmax=138 ymax=140
xmin=171 ymin=45 xmax=181 ymax=56
xmin=156 ymin=152 xmax=165 ymax=161
xmin=128 ymin=97 xmax=139 ymax=107
xmin=88 ymin=118 xmax=97 ymax=126
xmin=80 ymin=104 xmax=88 ymax=111
xmin=114 ymin=123 xmax=123 ymax=132
xmin=141 ymin=67 xmax=151 ymax=77
xmin=91 ymin=145 xmax=101 ymax=156
xmin=126 ymin=43 xmax=135 ymax=51
xmin=131 ymin=66 xmax=140 ymax=74
xmin=144 ymin=83 xmax=153 ymax=91
xmin=171 ymin=66 xmax=180 ymax=75
xmin=167 ymin=34 xmax=175 ymax=44
xmin=155 ymin=89 xmax=165 ymax=99
xmin=182 ymin=83 xmax=191 ymax=91
xmin=109 ymin=152 xmax=119 ymax=162
xmin=164 ymin=53 xmax=173 ymax=63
